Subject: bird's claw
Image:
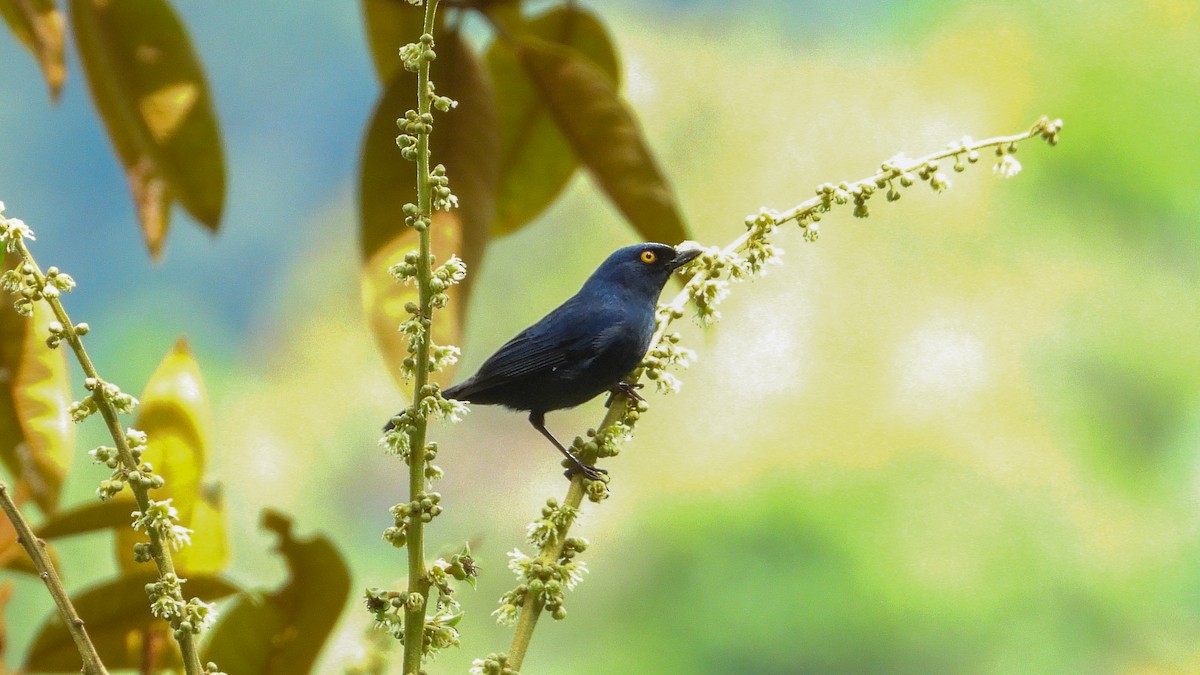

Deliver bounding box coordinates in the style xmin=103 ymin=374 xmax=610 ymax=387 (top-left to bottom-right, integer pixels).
xmin=605 ymin=381 xmax=645 ymax=407
xmin=564 ymin=462 xmax=609 ymax=483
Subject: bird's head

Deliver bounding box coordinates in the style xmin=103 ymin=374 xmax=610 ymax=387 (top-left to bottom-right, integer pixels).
xmin=585 ymin=243 xmax=702 ymax=299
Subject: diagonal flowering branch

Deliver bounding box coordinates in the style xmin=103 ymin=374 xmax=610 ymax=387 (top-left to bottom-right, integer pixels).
xmin=475 ymin=117 xmax=1064 ymax=672
xmin=0 ymin=202 xmax=221 ymax=675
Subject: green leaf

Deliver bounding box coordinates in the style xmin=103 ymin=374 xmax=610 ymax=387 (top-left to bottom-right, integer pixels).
xmin=35 ymin=498 xmax=130 ymax=539
xmin=486 ymin=4 xmax=621 ymax=237
xmin=117 ymin=337 xmax=221 ymax=574
xmin=359 ymin=31 xmax=498 ymax=391
xmin=70 ymin=0 xmax=225 ymax=259
xmin=516 ymin=36 xmax=690 ymax=246
xmin=24 ymin=571 xmax=239 ymax=672
xmin=0 ymin=258 xmax=74 ymax=514
xmin=361 ymin=0 xmax=433 ymax=84
xmin=201 ymin=509 xmax=351 ymax=674
xmin=0 ymin=0 xmax=66 ymax=100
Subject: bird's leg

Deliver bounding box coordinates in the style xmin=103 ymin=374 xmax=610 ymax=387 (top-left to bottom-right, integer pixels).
xmin=605 ymin=381 xmax=645 ymax=408
xmin=528 ymin=411 xmax=608 ymax=482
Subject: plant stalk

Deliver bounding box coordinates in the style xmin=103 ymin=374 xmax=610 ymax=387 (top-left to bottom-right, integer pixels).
xmin=401 ymin=1 xmax=441 ymax=672
xmin=0 ymin=482 xmax=109 ymax=675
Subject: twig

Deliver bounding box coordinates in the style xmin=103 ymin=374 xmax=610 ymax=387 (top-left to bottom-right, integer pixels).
xmin=0 ymin=482 xmax=108 ymax=674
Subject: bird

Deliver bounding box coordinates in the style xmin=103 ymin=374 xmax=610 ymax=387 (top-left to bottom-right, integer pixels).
xmin=384 ymin=242 xmax=701 ymax=481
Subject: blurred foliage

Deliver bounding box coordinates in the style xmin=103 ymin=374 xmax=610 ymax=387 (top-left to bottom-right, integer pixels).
xmin=0 ymin=254 xmax=73 ymax=515
xmin=1 ymin=0 xmax=226 ymax=258
xmin=69 ymin=0 xmax=224 ymax=259
xmin=25 ymin=570 xmax=239 ymax=672
xmin=202 ymin=510 xmax=351 ymax=675
xmin=0 ymin=0 xmax=64 ymax=100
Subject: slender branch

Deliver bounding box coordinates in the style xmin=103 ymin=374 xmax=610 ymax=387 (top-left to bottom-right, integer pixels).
xmin=401 ymin=1 xmax=441 ymax=673
xmin=6 ymin=235 xmax=209 ymax=675
xmin=502 ymin=117 xmax=1063 ymax=669
xmin=0 ymin=482 xmax=108 ymax=675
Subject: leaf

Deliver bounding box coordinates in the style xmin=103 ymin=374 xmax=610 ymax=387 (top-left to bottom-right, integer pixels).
xmin=361 ymin=0 xmax=435 ymax=84
xmin=359 ymin=31 xmax=498 ymax=391
xmin=36 ymin=498 xmax=130 ymax=539
xmin=116 ymin=337 xmax=220 ymax=574
xmin=201 ymin=509 xmax=350 ymax=675
xmin=24 ymin=571 xmax=239 ymax=672
xmin=485 ymin=4 xmax=620 ymax=237
xmin=70 ymin=0 xmax=225 ymax=259
xmin=175 ymin=481 xmax=227 ymax=575
xmin=516 ymin=37 xmax=690 ymax=246
xmin=0 ymin=0 xmax=66 ymax=100
xmin=0 ymin=254 xmax=74 ymax=514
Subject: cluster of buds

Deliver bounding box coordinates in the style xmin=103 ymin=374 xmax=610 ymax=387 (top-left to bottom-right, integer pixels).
xmin=470 ymin=652 xmax=518 ymax=675
xmin=0 ymin=201 xmax=35 ymax=253
xmin=364 ymin=588 xmax=413 ymax=640
xmin=70 ymin=378 xmax=138 ymax=423
xmin=44 ymin=319 xmax=88 ymax=349
xmin=429 ymin=164 xmax=457 ymax=212
xmin=429 ymin=254 xmax=466 ymax=307
xmin=396 ymin=110 xmax=434 ymax=164
xmin=495 ymin=541 xmax=589 ymax=625
xmin=381 ymin=407 xmax=417 ymax=459
xmin=740 ymin=209 xmax=784 ymax=277
xmin=1 ymin=262 xmax=75 ymax=317
xmin=416 ymin=383 xmax=468 ymax=423
xmin=431 ymin=546 xmax=478 ymax=589
xmin=145 ymin=573 xmax=216 ymax=639
xmin=384 ymin=491 xmax=449 ymax=549
xmin=387 ymin=489 xmax=443 ymax=548
xmin=642 ymin=331 xmax=696 ymax=395
xmin=525 ymin=497 xmax=579 ymax=548
xmin=364 ymin=584 xmax=461 ymax=657
xmin=427 ymin=80 xmax=457 ymax=113
xmin=131 ymin=498 xmax=193 ymax=551
xmin=90 ymin=430 xmax=162 ymax=500
xmin=399 ymin=32 xmax=435 ymax=73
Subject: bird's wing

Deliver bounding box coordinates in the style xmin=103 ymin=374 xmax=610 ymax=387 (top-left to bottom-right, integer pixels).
xmin=463 ymin=297 xmax=620 ymax=387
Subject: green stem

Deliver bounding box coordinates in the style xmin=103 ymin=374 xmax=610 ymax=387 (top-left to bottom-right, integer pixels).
xmin=503 ymin=118 xmax=1060 ymax=670
xmin=0 ymin=482 xmax=109 ymax=675
xmin=401 ymin=1 xmax=441 ymax=673
xmin=11 ymin=239 xmax=206 ymax=675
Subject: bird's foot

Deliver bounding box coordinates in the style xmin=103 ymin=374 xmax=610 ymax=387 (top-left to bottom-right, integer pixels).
xmin=564 ymin=461 xmax=609 ymax=483
xmin=605 ymin=381 xmax=645 ymax=407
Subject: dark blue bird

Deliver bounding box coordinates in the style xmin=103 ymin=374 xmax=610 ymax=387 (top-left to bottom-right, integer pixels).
xmin=385 ymin=242 xmax=700 ymax=481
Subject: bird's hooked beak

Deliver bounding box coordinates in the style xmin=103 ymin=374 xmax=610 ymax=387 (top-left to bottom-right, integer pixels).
xmin=667 ymin=247 xmax=702 ymax=271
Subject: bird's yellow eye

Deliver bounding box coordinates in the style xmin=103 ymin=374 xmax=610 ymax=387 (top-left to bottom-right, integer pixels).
xmin=640 ymin=250 xmax=657 ymax=264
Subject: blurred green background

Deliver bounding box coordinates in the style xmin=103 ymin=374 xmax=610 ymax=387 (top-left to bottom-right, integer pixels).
xmin=3 ymin=0 xmax=1200 ymax=672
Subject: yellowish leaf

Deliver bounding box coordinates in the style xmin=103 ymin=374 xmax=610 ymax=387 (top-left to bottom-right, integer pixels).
xmin=116 ymin=337 xmax=221 ymax=574
xmin=0 ymin=0 xmax=66 ymax=100
xmin=0 ymin=253 xmax=74 ymax=514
